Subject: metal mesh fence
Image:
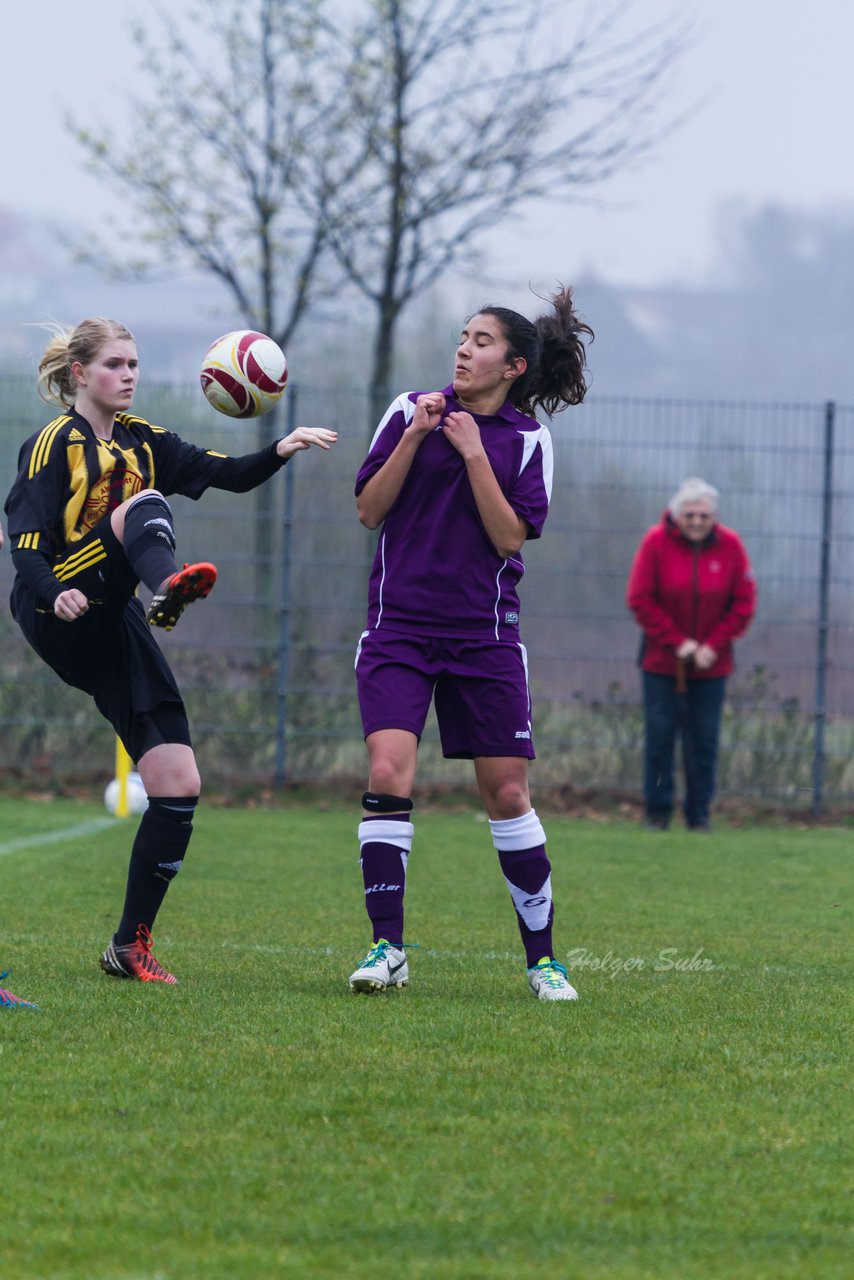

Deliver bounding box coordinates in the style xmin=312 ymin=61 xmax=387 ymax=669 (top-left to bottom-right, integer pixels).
xmin=1 ymin=377 xmax=850 ymax=807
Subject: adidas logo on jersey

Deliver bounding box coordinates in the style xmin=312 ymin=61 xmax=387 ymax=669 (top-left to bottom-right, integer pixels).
xmin=69 ymin=428 xmax=86 ymax=442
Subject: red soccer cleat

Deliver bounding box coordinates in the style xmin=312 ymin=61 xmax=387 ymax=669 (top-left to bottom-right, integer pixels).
xmin=99 ymin=924 xmax=178 ymax=985
xmin=146 ymin=561 xmax=217 ymax=631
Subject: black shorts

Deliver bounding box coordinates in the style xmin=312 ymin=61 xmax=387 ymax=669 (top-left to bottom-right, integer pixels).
xmin=10 ymin=516 xmax=191 ymax=762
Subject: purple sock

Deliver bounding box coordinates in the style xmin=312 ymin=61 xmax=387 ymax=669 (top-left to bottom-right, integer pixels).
xmin=490 ymin=811 xmax=555 ymax=968
xmin=358 ymin=816 xmax=413 ymax=946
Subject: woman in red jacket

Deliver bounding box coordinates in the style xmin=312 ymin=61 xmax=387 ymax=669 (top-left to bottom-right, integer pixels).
xmin=626 ymin=478 xmax=756 ymax=830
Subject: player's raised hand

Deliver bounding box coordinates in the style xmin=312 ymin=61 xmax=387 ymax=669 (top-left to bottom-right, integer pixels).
xmin=54 ymin=588 xmax=89 ymax=622
xmin=410 ymin=393 xmax=446 ymax=434
xmin=276 ymin=427 xmax=338 ymax=460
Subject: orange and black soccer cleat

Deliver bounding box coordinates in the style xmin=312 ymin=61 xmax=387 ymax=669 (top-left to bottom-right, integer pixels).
xmin=146 ymin=562 xmax=217 ymax=631
xmin=100 ymin=924 xmax=178 ymax=985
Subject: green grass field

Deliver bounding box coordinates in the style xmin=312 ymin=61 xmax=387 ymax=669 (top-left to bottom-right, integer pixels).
xmin=0 ymin=796 xmax=850 ymax=1280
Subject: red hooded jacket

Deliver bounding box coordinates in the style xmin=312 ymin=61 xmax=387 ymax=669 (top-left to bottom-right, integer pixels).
xmin=626 ymin=513 xmax=756 ymax=679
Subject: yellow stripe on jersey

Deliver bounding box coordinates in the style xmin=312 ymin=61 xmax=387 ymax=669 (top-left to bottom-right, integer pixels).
xmin=118 ymin=413 xmax=162 ymax=431
xmin=140 ymin=439 xmax=155 ymax=490
xmin=54 ymin=541 xmax=107 ymax=582
xmin=15 ymin=531 xmax=41 ymax=550
xmin=29 ymin=416 xmax=71 ymax=478
xmin=114 ymin=414 xmax=157 ymax=489
xmin=54 ymin=538 xmax=107 ymax=573
xmin=62 ymin=442 xmax=92 ymax=545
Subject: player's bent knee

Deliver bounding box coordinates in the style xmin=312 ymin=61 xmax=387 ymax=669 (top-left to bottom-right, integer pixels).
xmin=138 ymin=747 xmax=200 ymax=798
xmin=111 ymin=490 xmax=172 ymax=541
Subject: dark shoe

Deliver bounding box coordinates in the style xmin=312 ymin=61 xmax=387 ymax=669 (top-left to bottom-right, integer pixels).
xmin=645 ymin=816 xmax=670 ymax=830
xmin=147 ymin=562 xmax=217 ymax=631
xmin=100 ymin=924 xmax=178 ymax=985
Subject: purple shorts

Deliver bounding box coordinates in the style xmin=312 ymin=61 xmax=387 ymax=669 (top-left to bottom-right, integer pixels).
xmin=355 ymin=628 xmax=535 ymax=759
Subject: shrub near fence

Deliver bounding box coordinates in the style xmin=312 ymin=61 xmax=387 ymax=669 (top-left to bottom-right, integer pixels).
xmin=0 ymin=377 xmax=852 ymax=809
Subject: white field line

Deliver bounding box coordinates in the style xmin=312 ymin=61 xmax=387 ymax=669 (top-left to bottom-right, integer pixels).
xmin=219 ymin=940 xmax=521 ymax=961
xmin=0 ymin=817 xmax=121 ymax=857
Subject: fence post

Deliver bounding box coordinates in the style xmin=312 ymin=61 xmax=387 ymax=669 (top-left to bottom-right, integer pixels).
xmin=274 ymin=386 xmax=298 ymax=788
xmin=812 ymin=400 xmax=835 ymax=817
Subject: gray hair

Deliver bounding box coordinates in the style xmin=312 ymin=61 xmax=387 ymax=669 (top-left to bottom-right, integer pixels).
xmin=668 ymin=477 xmax=720 ymax=518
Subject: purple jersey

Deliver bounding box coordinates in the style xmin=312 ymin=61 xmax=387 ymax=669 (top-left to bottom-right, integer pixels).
xmin=355 ymin=386 xmax=553 ymax=640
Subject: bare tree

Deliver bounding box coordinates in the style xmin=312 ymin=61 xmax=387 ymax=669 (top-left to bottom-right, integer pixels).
xmin=69 ymin=0 xmax=693 ymax=433
xmin=68 ymin=0 xmax=347 ymax=437
xmin=68 ymin=0 xmax=351 ymax=598
xmin=317 ymin=0 xmax=694 ymax=423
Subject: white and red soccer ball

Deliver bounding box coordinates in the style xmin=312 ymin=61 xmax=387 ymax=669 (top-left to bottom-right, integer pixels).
xmin=200 ymin=330 xmax=288 ymax=419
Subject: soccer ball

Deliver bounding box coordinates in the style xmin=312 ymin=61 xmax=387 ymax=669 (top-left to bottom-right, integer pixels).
xmin=104 ymin=772 xmax=149 ymax=817
xmin=200 ymin=330 xmax=288 ymax=419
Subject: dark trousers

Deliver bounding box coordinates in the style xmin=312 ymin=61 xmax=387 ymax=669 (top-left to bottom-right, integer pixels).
xmin=642 ymin=671 xmax=726 ymax=828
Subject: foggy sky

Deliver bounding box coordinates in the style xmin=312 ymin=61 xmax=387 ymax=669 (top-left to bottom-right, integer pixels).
xmin=5 ymin=0 xmax=854 ymax=292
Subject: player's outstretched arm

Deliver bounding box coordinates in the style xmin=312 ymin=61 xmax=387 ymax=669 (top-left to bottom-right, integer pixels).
xmin=276 ymin=427 xmax=338 ymax=460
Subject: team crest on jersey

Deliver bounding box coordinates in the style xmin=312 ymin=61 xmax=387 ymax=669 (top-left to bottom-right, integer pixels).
xmin=80 ymin=467 xmax=145 ymax=533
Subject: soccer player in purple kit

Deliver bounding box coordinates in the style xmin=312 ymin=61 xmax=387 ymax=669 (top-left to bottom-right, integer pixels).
xmin=349 ymin=288 xmax=593 ymax=1001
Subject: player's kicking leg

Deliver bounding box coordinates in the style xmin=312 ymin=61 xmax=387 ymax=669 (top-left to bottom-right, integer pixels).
xmin=109 ymin=491 xmax=217 ymax=631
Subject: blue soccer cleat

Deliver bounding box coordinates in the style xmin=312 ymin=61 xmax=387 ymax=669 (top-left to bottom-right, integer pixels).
xmin=0 ymin=970 xmax=38 ymax=1009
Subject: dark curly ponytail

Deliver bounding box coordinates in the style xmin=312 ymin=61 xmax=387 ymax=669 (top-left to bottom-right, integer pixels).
xmin=479 ymin=286 xmax=593 ymax=417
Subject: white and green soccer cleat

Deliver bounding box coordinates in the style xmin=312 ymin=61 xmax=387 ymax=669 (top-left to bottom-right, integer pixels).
xmin=527 ymin=957 xmax=578 ymax=1002
xmin=349 ymin=938 xmax=409 ymax=994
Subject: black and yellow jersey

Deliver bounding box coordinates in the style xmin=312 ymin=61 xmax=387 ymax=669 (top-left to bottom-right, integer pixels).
xmin=4 ymin=407 xmax=285 ymax=602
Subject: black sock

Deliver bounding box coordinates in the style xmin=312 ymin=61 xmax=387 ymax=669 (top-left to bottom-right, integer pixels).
xmin=115 ymin=795 xmax=198 ymax=945
xmin=122 ymin=494 xmax=179 ymax=594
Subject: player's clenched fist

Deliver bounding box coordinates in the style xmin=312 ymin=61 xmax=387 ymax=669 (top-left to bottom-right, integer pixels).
xmin=54 ymin=589 xmax=89 ymax=621
xmin=410 ymin=393 xmax=446 ymax=433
